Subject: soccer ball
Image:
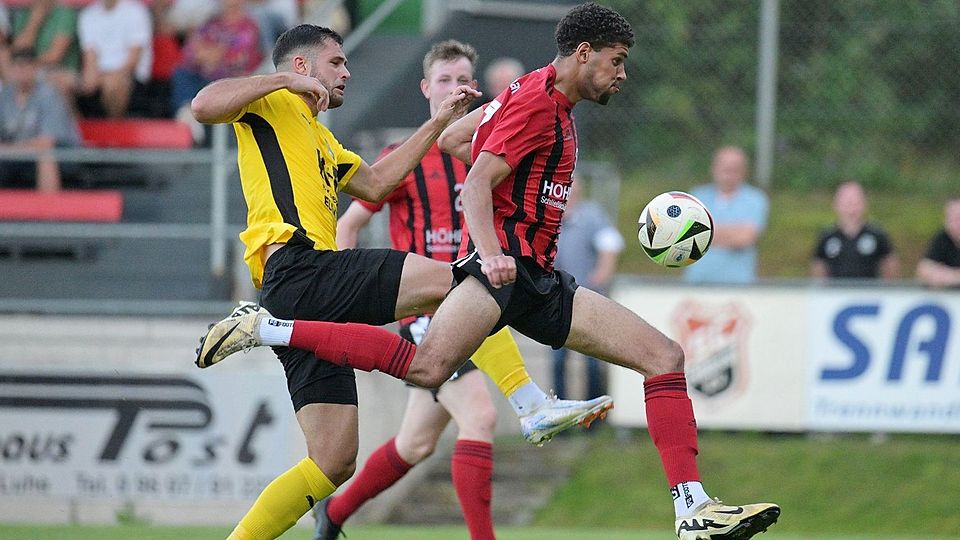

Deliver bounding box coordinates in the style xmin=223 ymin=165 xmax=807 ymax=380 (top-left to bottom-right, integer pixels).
xmin=637 ymin=191 xmax=714 ymax=267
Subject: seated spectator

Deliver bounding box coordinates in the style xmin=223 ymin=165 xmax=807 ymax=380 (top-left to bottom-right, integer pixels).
xmin=811 ymin=180 xmax=899 ymax=280
xmin=171 ymin=0 xmax=262 ymax=140
xmin=129 ymin=0 xmax=182 ymax=118
xmin=683 ymin=145 xmax=769 ymax=284
xmin=0 ymin=48 xmax=80 ymax=192
xmin=77 ymin=0 xmax=153 ymax=118
xmin=9 ymin=0 xmax=80 ymax=99
xmin=149 ymin=0 xmax=182 ymax=84
xmin=916 ymin=197 xmax=960 ymax=288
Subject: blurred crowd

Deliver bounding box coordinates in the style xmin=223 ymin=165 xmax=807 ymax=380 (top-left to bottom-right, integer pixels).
xmin=1 ymin=2 xmax=956 ymax=286
xmin=0 ymin=0 xmax=353 ymax=190
xmin=0 ymin=0 xmax=353 ymax=131
xmin=683 ymin=145 xmax=960 ymax=289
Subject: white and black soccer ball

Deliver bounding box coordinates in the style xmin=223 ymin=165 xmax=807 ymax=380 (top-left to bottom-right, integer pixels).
xmin=637 ymin=191 xmax=714 ymax=267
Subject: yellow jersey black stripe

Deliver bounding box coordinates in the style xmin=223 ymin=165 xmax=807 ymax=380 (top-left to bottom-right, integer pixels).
xmin=232 ymin=89 xmax=361 ymax=288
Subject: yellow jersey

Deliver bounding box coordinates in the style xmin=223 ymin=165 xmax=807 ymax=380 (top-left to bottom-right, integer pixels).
xmin=230 ymin=89 xmax=362 ymax=288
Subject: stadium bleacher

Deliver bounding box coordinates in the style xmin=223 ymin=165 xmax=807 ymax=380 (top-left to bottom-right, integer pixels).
xmin=78 ymin=119 xmax=193 ymax=150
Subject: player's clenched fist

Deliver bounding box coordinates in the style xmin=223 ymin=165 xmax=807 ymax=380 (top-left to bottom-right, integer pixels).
xmin=480 ymin=254 xmax=516 ymax=288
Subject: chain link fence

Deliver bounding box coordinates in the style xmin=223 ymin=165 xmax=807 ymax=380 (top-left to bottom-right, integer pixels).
xmin=579 ymin=0 xmax=960 ymax=192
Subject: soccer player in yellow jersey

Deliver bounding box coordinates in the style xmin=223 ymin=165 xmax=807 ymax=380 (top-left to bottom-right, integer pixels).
xmin=192 ymin=25 xmax=610 ymax=540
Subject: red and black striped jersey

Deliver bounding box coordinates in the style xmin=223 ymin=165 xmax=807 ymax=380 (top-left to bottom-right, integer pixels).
xmin=466 ymin=64 xmax=577 ymax=271
xmin=356 ymin=142 xmax=467 ymax=262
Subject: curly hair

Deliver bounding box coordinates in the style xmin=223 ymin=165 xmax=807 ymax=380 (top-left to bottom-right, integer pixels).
xmin=272 ymin=24 xmax=344 ymax=68
xmin=555 ymin=2 xmax=634 ymax=57
xmin=422 ymin=39 xmax=478 ymax=79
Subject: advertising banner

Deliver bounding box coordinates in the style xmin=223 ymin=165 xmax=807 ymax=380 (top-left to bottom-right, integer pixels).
xmin=610 ymin=283 xmax=960 ymax=433
xmin=0 ymin=371 xmax=294 ymax=501
xmin=808 ymin=291 xmax=960 ymax=433
xmin=610 ymin=286 xmax=808 ymax=431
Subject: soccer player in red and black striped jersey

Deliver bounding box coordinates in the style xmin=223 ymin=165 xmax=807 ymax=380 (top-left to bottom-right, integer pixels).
xmin=314 ymin=40 xmax=608 ymax=540
xmin=200 ymin=4 xmax=779 ymax=539
xmin=431 ymin=5 xmax=779 ymax=537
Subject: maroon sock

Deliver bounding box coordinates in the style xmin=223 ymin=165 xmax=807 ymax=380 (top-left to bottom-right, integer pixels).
xmin=289 ymin=321 xmax=415 ymax=379
xmin=451 ymin=439 xmax=495 ymax=540
xmin=326 ymin=438 xmax=413 ymax=526
xmin=643 ymin=372 xmax=700 ymax=487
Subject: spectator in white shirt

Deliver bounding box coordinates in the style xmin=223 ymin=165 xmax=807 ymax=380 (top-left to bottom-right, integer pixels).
xmin=77 ymin=0 xmax=152 ymax=117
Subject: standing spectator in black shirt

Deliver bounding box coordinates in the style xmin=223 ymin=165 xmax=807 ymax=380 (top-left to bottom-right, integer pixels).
xmin=916 ymin=197 xmax=960 ymax=288
xmin=812 ymin=181 xmax=899 ymax=280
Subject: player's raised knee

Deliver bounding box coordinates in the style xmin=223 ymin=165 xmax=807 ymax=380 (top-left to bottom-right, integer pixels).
xmin=424 ymin=367 xmax=455 ymax=389
xmin=406 ymin=363 xmax=452 ymax=389
xmin=648 ymin=337 xmax=685 ymax=376
xmin=402 ymin=437 xmax=438 ymax=464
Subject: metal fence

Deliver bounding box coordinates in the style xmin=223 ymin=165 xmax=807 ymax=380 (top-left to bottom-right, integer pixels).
xmin=580 ymin=0 xmax=960 ymax=192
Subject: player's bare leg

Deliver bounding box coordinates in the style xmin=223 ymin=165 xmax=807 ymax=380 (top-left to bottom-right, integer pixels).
xmin=564 ymin=287 xmax=779 ymax=539
xmin=372 ymin=257 xmax=614 ymax=444
xmin=316 ymin=387 xmax=452 ymax=539
xmin=317 ymin=369 xmax=497 ymax=540
xmin=396 ymin=388 xmax=457 ymax=461
xmin=297 ymin=404 xmax=360 ymax=486
xmin=403 ymin=276 xmax=502 ymax=387
xmin=394 ymin=254 xmax=453 ymax=319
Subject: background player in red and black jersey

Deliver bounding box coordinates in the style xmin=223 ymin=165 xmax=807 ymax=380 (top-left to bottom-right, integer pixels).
xmin=315 ymin=40 xmax=611 ymax=540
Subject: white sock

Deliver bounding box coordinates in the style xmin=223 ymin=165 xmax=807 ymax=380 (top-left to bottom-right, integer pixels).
xmin=672 ymin=481 xmax=711 ymax=518
xmin=508 ymin=382 xmax=551 ymax=416
xmin=258 ymin=317 xmax=293 ymax=346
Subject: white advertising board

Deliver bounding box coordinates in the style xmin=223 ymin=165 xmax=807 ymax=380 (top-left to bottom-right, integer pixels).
xmin=610 ymin=285 xmax=808 ymax=431
xmin=808 ymin=291 xmax=960 ymax=433
xmin=0 ymin=371 xmax=295 ymax=501
xmin=610 ymin=283 xmax=960 ymax=433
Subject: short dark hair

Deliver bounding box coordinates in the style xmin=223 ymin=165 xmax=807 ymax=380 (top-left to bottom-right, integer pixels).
xmin=555 ymin=2 xmax=634 ymax=57
xmin=422 ymin=39 xmax=478 ymax=78
xmin=272 ymin=24 xmax=344 ymax=68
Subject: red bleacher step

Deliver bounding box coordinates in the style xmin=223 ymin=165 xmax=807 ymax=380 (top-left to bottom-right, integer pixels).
xmin=79 ymin=119 xmax=193 ymax=149
xmin=0 ymin=189 xmax=123 ymax=222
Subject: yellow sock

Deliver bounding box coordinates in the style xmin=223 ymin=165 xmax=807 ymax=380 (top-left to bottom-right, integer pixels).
xmin=228 ymin=457 xmax=336 ymax=540
xmin=471 ymin=327 xmax=533 ymax=398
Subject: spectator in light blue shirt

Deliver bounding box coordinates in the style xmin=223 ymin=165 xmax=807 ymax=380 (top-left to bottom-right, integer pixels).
xmin=683 ymin=145 xmax=769 ymax=284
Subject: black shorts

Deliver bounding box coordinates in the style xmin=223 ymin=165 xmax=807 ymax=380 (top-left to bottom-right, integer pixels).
xmin=398 ymin=316 xmax=478 ymax=400
xmin=258 ymin=242 xmax=407 ymax=411
xmin=451 ymin=250 xmax=578 ymax=349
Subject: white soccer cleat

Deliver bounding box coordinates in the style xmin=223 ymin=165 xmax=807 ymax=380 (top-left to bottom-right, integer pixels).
xmin=675 ymin=499 xmax=780 ymax=539
xmin=195 ymin=301 xmax=269 ymax=368
xmin=519 ymin=395 xmax=614 ymax=446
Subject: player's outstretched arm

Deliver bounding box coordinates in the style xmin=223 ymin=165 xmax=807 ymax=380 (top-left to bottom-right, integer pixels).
xmin=438 ymin=107 xmax=484 ymax=165
xmin=344 ymin=85 xmax=480 ymax=203
xmin=191 ymin=72 xmax=329 ymax=124
xmin=335 ymin=201 xmax=375 ymax=249
xmin=462 ymin=151 xmax=516 ymax=288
